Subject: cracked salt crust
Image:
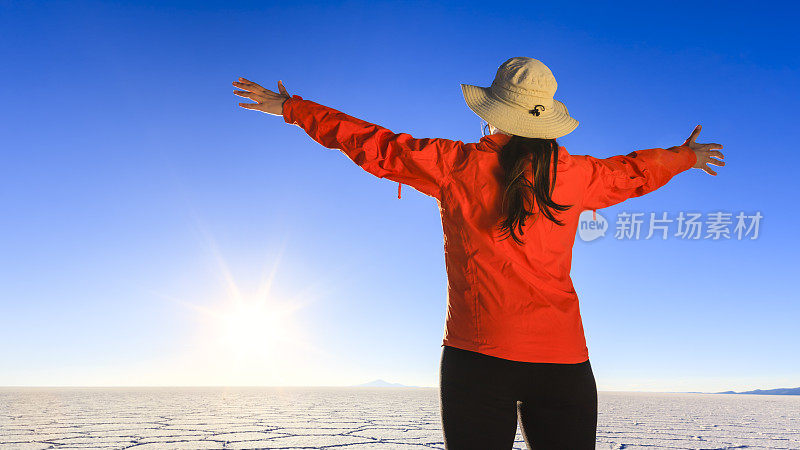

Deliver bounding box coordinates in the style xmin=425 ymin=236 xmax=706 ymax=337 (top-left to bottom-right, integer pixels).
xmin=0 ymin=388 xmax=797 ymax=449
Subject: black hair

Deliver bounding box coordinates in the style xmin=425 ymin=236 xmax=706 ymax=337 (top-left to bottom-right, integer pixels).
xmin=495 ymin=135 xmax=573 ymax=244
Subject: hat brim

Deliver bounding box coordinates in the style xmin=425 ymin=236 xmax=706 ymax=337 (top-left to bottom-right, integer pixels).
xmin=461 ymin=83 xmax=578 ymax=139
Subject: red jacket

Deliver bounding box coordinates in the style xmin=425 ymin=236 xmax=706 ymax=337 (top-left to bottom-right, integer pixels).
xmin=282 ymin=94 xmax=697 ymax=364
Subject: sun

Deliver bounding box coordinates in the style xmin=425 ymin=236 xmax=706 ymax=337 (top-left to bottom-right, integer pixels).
xmin=146 ymin=221 xmax=342 ymax=377
xmin=217 ymin=297 xmax=299 ymax=360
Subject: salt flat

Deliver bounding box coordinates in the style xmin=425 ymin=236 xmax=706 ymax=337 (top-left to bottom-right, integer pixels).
xmin=0 ymin=388 xmax=797 ymax=449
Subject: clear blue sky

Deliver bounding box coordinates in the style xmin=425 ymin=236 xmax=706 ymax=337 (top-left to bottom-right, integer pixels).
xmin=1 ymin=0 xmax=797 ymax=391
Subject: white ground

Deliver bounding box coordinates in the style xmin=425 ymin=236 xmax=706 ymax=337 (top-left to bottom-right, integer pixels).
xmin=0 ymin=388 xmax=797 ymax=449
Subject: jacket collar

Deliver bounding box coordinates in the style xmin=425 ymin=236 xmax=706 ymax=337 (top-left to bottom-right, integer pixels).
xmin=479 ymin=133 xmax=513 ymax=151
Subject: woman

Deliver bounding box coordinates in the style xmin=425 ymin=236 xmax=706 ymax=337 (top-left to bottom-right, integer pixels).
xmin=232 ymin=56 xmax=724 ymax=449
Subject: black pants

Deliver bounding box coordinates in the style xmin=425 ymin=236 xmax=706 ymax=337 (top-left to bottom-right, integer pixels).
xmin=439 ymin=345 xmax=597 ymax=449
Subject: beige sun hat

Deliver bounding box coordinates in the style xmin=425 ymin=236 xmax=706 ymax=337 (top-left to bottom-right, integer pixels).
xmin=461 ymin=57 xmax=578 ymax=139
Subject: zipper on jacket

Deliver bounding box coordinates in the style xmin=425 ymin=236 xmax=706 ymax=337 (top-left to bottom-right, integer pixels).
xmin=398 ymin=182 xmax=402 ymax=199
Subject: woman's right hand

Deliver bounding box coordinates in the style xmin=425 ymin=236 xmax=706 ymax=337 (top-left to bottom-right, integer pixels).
xmin=682 ymin=124 xmax=725 ymax=176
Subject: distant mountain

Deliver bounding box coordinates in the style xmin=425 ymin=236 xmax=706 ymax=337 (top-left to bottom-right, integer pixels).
xmin=352 ymin=379 xmax=414 ymax=388
xmin=713 ymin=387 xmax=800 ymax=395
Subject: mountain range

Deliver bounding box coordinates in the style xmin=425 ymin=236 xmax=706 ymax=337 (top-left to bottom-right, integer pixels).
xmin=713 ymin=387 xmax=800 ymax=395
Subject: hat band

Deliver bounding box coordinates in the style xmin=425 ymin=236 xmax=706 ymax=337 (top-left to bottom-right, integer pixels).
xmin=489 ymin=84 xmax=555 ymax=111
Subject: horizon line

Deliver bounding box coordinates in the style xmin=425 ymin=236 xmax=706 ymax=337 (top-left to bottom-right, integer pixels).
xmin=0 ymin=385 xmax=780 ymax=394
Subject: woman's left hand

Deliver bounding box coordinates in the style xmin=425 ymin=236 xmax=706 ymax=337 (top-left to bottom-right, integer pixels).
xmin=233 ymin=77 xmax=290 ymax=116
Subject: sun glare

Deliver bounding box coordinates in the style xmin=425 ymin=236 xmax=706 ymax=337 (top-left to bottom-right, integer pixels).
xmin=146 ymin=221 xmax=343 ymax=380
xmin=218 ymin=298 xmax=296 ymax=359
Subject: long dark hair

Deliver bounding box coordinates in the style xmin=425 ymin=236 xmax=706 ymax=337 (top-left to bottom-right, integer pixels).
xmin=495 ymin=135 xmax=573 ymax=245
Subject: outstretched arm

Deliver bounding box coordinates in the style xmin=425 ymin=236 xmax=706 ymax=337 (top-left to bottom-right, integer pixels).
xmin=580 ymin=125 xmax=725 ymax=211
xmin=233 ymin=77 xmax=467 ymax=199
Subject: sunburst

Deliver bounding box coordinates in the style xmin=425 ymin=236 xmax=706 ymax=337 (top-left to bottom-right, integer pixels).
xmin=145 ymin=216 xmax=350 ymax=378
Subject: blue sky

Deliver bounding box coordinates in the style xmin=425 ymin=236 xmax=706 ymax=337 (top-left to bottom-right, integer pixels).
xmin=1 ymin=0 xmax=798 ymax=391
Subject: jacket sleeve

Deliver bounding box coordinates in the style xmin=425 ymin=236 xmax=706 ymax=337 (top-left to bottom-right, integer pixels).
xmin=579 ymin=146 xmax=697 ymax=210
xmin=282 ymin=94 xmax=468 ymax=199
